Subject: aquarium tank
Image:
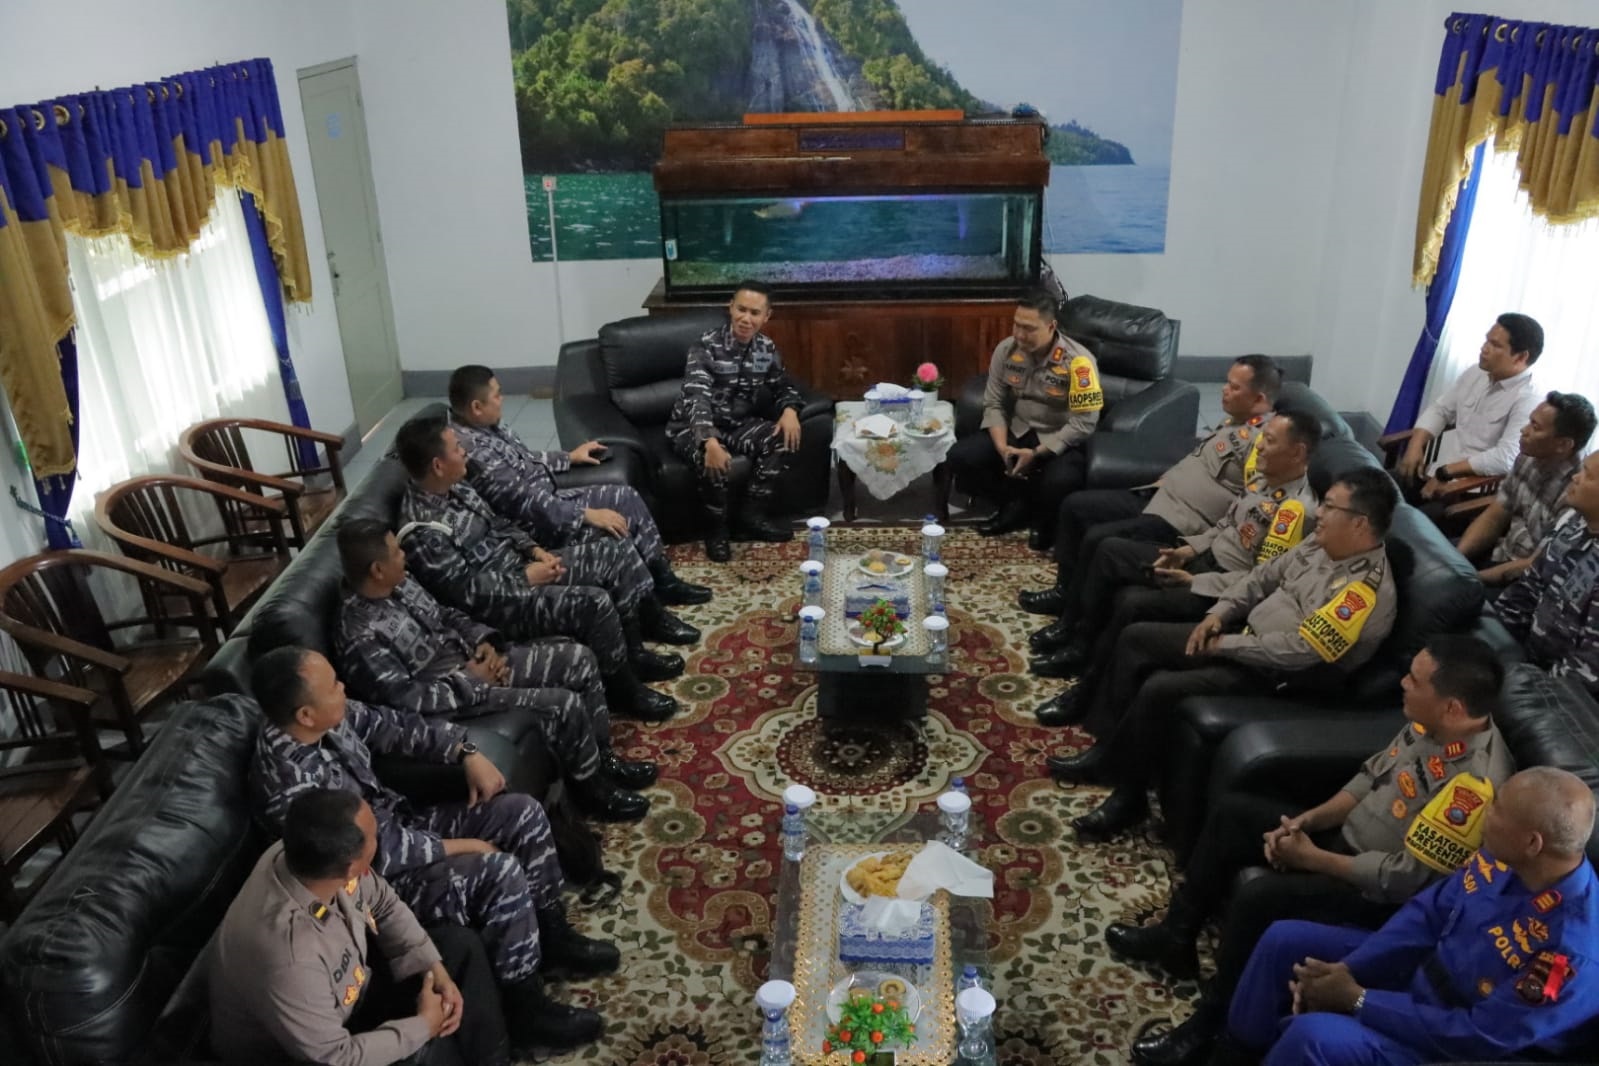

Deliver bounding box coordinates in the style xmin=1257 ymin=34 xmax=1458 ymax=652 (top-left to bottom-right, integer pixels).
xmin=658 ymin=189 xmax=1041 ymax=301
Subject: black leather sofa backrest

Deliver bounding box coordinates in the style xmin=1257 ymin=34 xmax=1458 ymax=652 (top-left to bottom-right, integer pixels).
xmin=1059 ymin=294 xmax=1177 ymax=383
xmin=1495 ymin=665 xmax=1599 ymax=864
xmin=1277 ymin=381 xmax=1354 ymax=443
xmin=1307 ymin=436 xmax=1383 ymax=498
xmin=598 ymin=311 xmax=728 ymax=427
xmin=0 ymin=695 xmax=264 ymax=1066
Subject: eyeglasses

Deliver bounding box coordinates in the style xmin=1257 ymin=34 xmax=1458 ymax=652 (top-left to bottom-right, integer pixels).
xmin=1320 ymin=502 xmax=1368 ymax=520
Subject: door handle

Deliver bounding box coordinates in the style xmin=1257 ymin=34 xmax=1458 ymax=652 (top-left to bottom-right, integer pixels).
xmin=327 ymin=251 xmax=341 ymax=297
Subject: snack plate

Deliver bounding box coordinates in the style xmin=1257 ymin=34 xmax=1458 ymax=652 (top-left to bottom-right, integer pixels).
xmin=846 ymin=621 xmax=907 ymax=651
xmin=840 ymin=850 xmax=894 ymax=904
xmin=903 ymin=419 xmax=946 ymax=437
xmin=826 ymin=971 xmax=925 ymax=1024
xmin=857 ymin=551 xmax=916 ymax=578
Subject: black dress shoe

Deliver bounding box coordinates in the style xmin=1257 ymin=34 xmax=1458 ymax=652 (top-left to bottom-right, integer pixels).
xmin=1028 ymin=617 xmax=1076 ymax=654
xmin=705 ymin=532 xmax=732 ymax=562
xmin=1072 ymin=788 xmax=1150 ymax=842
xmin=1028 ymin=527 xmax=1053 ymax=553
xmin=602 ymin=750 xmax=659 ymax=789
xmin=1105 ymin=920 xmax=1201 ymax=980
xmin=1045 ymin=739 xmax=1104 ymax=779
xmin=732 ymin=513 xmax=794 ymax=542
xmin=641 ymin=604 xmax=701 ymax=646
xmin=1036 ymin=688 xmax=1091 ymax=730
xmin=977 ymin=501 xmax=1029 ymax=537
xmin=631 ymin=647 xmax=684 ymax=681
xmin=1031 ymin=643 xmax=1090 ymax=678
xmin=1017 ymin=586 xmax=1068 ymax=615
xmin=655 ymin=573 xmax=713 ymax=606
xmin=570 ymin=776 xmax=650 ymax=822
xmin=504 ymin=977 xmax=604 ymax=1052
xmin=1130 ymin=1003 xmax=1222 ymax=1066
xmin=616 ymin=682 xmax=678 ymax=722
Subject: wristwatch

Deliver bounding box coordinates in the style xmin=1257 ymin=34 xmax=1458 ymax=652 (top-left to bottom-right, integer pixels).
xmin=1352 ymin=989 xmax=1366 ymax=1015
xmin=455 ymin=741 xmax=479 ymax=763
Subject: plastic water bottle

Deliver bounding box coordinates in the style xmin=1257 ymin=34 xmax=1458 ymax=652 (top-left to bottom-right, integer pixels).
xmin=781 ymin=804 xmax=806 ymax=862
xmin=959 ymin=964 xmax=984 ymax=993
xmin=798 ymin=606 xmax=823 ymax=665
xmin=938 ymin=788 xmax=972 ymax=845
xmin=799 ymin=560 xmax=824 ymax=609
xmin=956 ymin=987 xmax=997 ymax=1065
xmin=923 ymin=561 xmax=948 ymax=612
xmin=921 ymin=520 xmax=945 ymax=562
xmin=757 ymin=980 xmax=797 ymax=1066
xmin=952 ymin=775 xmax=967 ymax=795
xmin=923 ymin=614 xmax=949 ymax=664
xmin=806 ymin=516 xmax=829 ymax=563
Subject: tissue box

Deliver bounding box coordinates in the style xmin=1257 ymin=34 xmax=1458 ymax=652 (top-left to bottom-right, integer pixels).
xmin=844 ymin=581 xmax=912 ymax=619
xmin=839 ymin=901 xmax=936 ymax=965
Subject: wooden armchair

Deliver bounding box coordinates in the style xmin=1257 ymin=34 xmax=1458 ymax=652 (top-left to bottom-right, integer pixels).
xmin=1377 ymin=428 xmax=1441 ymax=477
xmin=0 ymin=670 xmax=114 ymax=921
xmin=96 ymin=474 xmax=291 ymax=636
xmin=0 ymin=550 xmax=219 ymax=755
xmin=180 ymin=417 xmax=347 ymax=549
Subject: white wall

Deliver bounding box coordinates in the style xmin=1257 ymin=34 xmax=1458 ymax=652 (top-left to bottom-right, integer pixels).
xmin=0 ymin=0 xmax=361 ymax=557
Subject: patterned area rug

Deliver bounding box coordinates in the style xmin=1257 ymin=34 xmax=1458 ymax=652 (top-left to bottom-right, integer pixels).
xmin=540 ymin=528 xmax=1200 ymax=1065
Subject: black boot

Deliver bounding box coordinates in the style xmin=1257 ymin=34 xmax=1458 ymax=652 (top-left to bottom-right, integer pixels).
xmin=1031 ymin=641 xmax=1090 ymax=678
xmin=1072 ymin=786 xmax=1150 ymax=842
xmin=732 ymin=501 xmax=794 ymax=542
xmin=502 ymin=975 xmax=604 ymax=1052
xmin=537 ymin=903 xmax=622 ymax=976
xmin=1045 ymin=737 xmax=1104 ymax=779
xmin=1036 ymin=688 xmax=1092 ymax=730
xmin=640 ymin=595 xmax=701 ymax=645
xmin=1106 ymin=889 xmax=1202 ymax=980
xmin=604 ymin=670 xmax=679 ymax=722
xmin=703 ymin=500 xmax=732 ymax=563
xmin=977 ymin=499 xmax=1029 ymax=537
xmin=623 ymin=617 xmax=685 ymax=680
xmin=1130 ymin=998 xmax=1222 ymax=1065
xmin=1017 ymin=584 xmax=1069 ymax=616
xmin=569 ymin=773 xmax=650 ymax=822
xmin=1028 ymin=616 xmax=1076 ymax=653
xmin=1028 ymin=525 xmax=1053 ymax=553
xmin=649 ymin=556 xmax=712 ymax=606
xmin=601 ymin=749 xmax=658 ymax=789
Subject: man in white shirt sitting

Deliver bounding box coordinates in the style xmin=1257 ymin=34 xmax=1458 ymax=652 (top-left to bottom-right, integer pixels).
xmin=1396 ymin=313 xmax=1544 ymax=511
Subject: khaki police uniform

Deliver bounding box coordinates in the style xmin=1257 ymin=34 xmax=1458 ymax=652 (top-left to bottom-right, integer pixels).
xmin=209 ymin=843 xmax=441 ymax=1066
xmin=1167 ymin=718 xmax=1512 ymax=1021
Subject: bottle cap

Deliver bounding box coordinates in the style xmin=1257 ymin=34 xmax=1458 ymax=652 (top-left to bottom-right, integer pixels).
xmin=923 ymin=562 xmax=948 ymax=578
xmin=798 ymin=606 xmax=826 ymax=622
xmin=924 ymin=514 xmax=938 ymax=524
xmin=783 ymin=783 xmax=817 ymax=810
xmin=937 ymin=790 xmax=971 ymax=814
xmin=757 ymin=979 xmax=797 ymax=1012
xmin=799 ymin=560 xmax=824 ymax=575
xmin=807 ymin=516 xmax=831 ymax=531
xmin=921 ymin=523 xmax=945 ymax=538
xmin=963 ymin=964 xmax=978 ymax=976
xmin=956 ymin=987 xmax=996 ymax=1021
xmin=922 ymin=615 xmax=949 ymax=632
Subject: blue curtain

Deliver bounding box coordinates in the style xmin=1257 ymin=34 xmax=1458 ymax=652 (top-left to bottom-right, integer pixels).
xmin=1386 ymin=140 xmax=1485 ymax=433
xmin=30 ymin=335 xmax=82 ymax=548
xmin=240 ymin=189 xmax=318 ymax=470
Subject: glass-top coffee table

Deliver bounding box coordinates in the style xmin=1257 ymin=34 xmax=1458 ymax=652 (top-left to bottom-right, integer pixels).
xmin=796 ymin=546 xmax=949 ymax=722
xmin=769 ymin=809 xmax=991 ymax=1066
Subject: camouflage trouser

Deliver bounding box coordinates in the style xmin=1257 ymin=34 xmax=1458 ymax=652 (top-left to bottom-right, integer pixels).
xmin=504 ymin=638 xmax=610 ymax=742
xmin=545 ymin=533 xmax=652 ymax=616
xmin=457 ymin=637 xmax=609 ymax=780
xmin=565 ymin=482 xmax=666 ymax=566
xmin=669 ymin=417 xmax=793 ymax=506
xmin=387 ymin=793 xmax=562 ymax=984
xmin=475 ymin=581 xmax=628 ymax=673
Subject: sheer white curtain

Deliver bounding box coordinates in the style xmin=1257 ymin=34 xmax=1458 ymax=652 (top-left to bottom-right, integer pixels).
xmin=66 ymin=186 xmax=290 ymax=547
xmin=1426 ymin=148 xmax=1599 ymax=414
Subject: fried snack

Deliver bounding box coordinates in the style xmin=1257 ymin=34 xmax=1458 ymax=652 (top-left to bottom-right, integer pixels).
xmin=846 ymin=850 xmax=916 ymax=897
xmin=877 ymin=977 xmax=908 ymax=1000
xmin=867 ymin=560 xmax=888 ymax=573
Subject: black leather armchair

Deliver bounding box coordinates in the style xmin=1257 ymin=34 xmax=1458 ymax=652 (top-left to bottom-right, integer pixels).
xmin=951 ymin=294 xmax=1199 ymax=496
xmin=555 ymin=312 xmax=836 ymax=542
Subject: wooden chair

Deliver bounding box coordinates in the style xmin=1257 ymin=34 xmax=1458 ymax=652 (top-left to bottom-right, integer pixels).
xmin=96 ymin=475 xmax=291 ymax=636
xmin=0 ymin=550 xmax=219 ymax=755
xmin=1377 ymin=428 xmax=1442 ymax=476
xmin=0 ymin=669 xmax=114 ymax=921
xmin=180 ymin=417 xmax=347 ymax=549
xmin=1435 ymin=475 xmax=1506 ymax=541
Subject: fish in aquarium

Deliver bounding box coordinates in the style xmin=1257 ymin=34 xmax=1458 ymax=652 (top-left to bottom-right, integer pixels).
xmin=752 ymin=199 xmax=810 ymax=220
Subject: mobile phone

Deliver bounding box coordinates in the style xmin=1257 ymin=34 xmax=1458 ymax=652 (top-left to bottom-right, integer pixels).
xmin=591 ymin=444 xmax=611 ymax=462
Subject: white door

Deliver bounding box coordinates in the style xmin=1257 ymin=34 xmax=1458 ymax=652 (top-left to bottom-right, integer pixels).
xmin=298 ymin=59 xmax=402 ymax=437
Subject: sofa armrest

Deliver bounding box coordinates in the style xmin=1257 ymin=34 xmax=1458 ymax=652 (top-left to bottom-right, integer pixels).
xmin=1084 ymin=431 xmax=1192 ymax=489
xmin=795 ymin=381 xmax=835 ymax=423
xmin=1209 ymin=713 xmax=1402 ymax=809
xmin=554 ymin=393 xmax=651 ymax=458
xmin=954 ymin=373 xmax=987 ymax=439
xmin=556 ymin=338 xmax=606 ymax=399
xmin=1099 ymin=377 xmax=1199 ymax=437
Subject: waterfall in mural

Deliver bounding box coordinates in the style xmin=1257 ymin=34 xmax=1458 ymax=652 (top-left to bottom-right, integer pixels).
xmin=778 ymin=0 xmax=859 ymax=111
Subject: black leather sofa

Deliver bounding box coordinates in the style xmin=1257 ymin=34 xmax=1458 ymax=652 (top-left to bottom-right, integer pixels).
xmin=1146 ymin=383 xmax=1512 ymax=857
xmin=952 ymin=294 xmax=1199 ymax=496
xmin=554 ymin=311 xmax=836 ymax=542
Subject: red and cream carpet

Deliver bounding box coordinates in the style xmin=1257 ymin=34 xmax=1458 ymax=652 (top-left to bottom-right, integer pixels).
xmin=545 ymin=528 xmax=1198 ymax=1065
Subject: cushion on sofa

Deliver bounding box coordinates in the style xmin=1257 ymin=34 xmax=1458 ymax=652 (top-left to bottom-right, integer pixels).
xmin=1059 ymin=294 xmax=1176 ymax=382
xmin=599 ymin=311 xmax=726 ymax=426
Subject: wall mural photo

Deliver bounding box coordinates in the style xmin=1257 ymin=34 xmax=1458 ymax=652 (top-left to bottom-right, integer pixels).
xmin=509 ymin=0 xmax=1182 ymax=262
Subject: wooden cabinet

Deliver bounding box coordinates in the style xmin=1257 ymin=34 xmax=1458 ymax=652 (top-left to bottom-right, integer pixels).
xmin=643 ymin=282 xmax=1014 ymax=400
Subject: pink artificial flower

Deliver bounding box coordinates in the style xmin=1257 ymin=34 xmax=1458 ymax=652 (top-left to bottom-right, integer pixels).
xmin=915 ymin=362 xmax=940 ymax=384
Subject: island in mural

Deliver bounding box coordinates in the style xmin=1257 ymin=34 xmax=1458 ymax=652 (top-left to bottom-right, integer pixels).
xmin=508 ymin=0 xmax=1180 ymax=259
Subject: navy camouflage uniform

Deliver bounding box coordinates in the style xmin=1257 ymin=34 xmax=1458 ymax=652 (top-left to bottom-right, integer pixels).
xmin=666 ymin=324 xmax=803 ymax=511
xmin=1229 ymin=855 xmax=1599 ymax=1063
xmin=1494 ymin=510 xmax=1599 ymax=691
xmin=335 ymin=576 xmax=607 ymax=782
xmin=250 ymin=699 xmax=563 ymax=985
xmin=451 ymin=414 xmax=666 ymax=566
xmin=397 ymin=481 xmax=630 ymax=667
